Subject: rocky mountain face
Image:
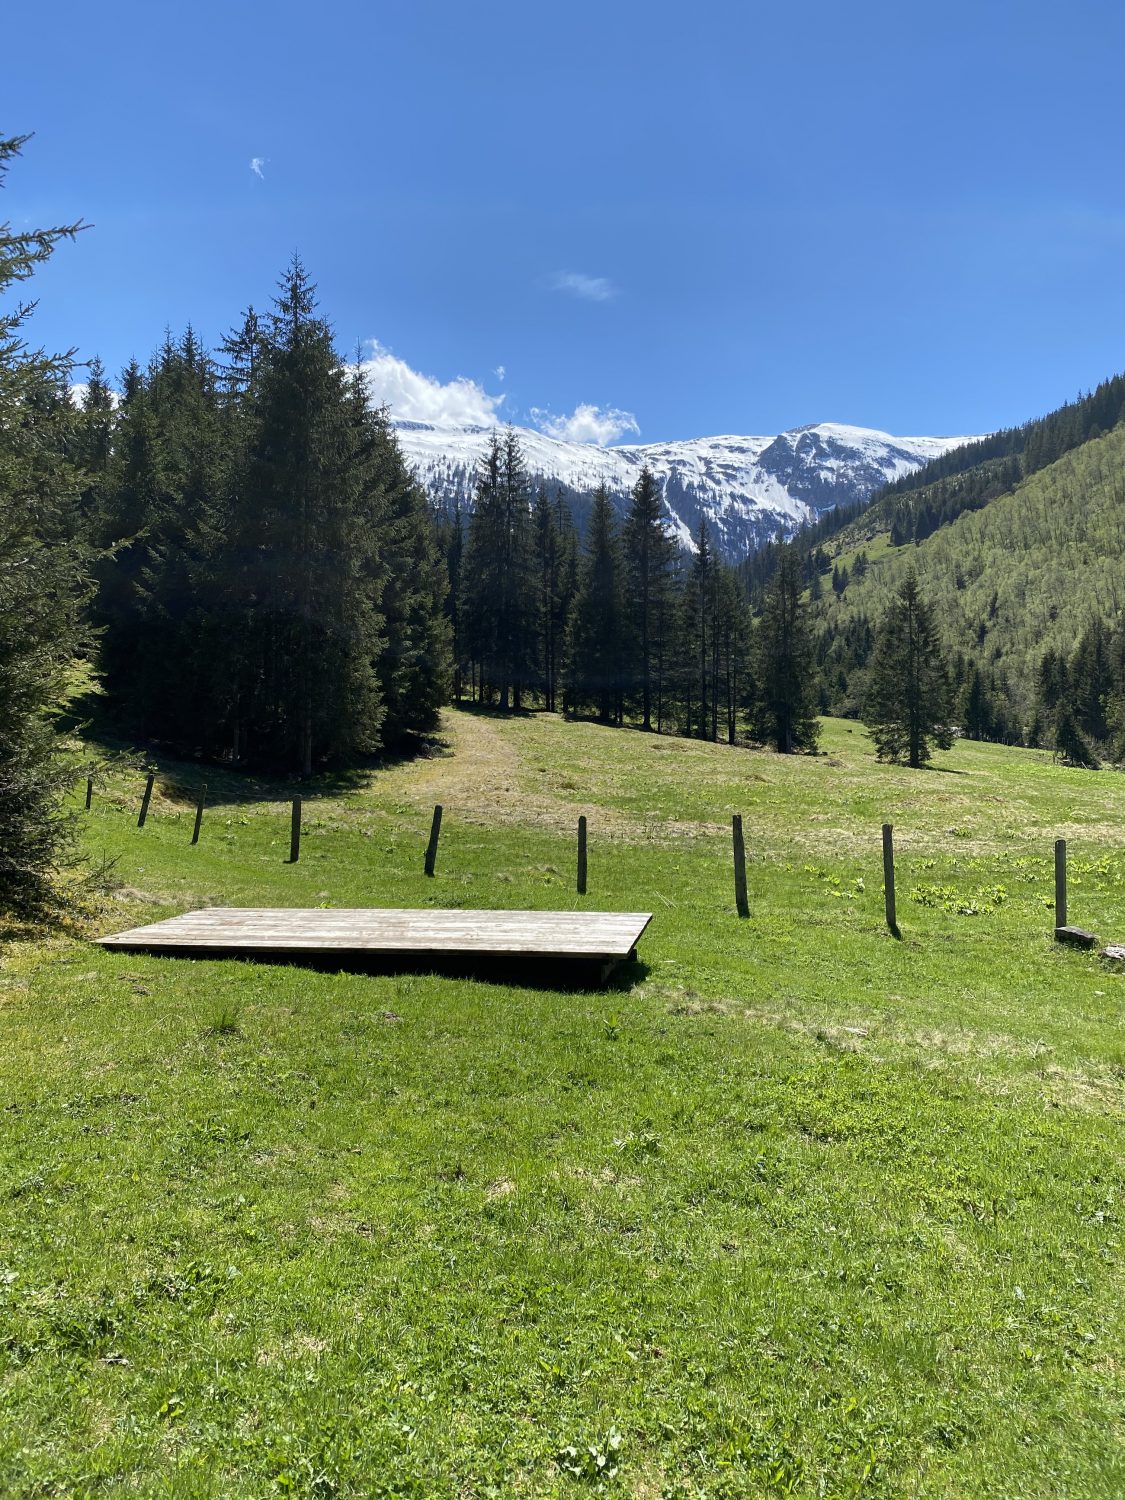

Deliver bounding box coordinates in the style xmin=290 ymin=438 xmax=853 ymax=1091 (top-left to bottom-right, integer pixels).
xmin=395 ymin=419 xmax=979 ymax=559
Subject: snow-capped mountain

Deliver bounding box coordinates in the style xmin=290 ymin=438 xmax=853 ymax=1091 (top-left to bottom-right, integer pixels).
xmin=396 ymin=419 xmax=979 ymax=559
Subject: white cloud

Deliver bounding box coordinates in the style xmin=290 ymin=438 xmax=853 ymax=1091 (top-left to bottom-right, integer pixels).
xmin=494 ymin=364 xmax=506 ymax=381
xmin=69 ymin=381 xmax=120 ymax=409
xmin=531 ymin=403 xmax=640 ymax=446
xmin=550 ymin=270 xmax=616 ymax=302
xmin=356 ymin=341 xmax=505 ymax=427
xmin=250 ymin=157 xmax=266 ymax=179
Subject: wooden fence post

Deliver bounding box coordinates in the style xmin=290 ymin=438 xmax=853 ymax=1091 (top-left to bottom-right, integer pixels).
xmin=191 ymin=786 xmax=207 ymax=846
xmin=577 ymin=815 xmax=588 ymax=895
xmin=732 ymin=814 xmax=749 ymax=919
xmin=137 ymin=773 xmax=155 ymax=829
xmin=1055 ymin=838 xmax=1067 ymax=931
xmin=882 ymin=823 xmax=900 ymax=938
xmin=85 ymin=777 xmax=93 ymax=811
xmin=289 ymin=796 xmax=302 ymax=864
xmin=424 ymin=804 xmax=443 ymax=877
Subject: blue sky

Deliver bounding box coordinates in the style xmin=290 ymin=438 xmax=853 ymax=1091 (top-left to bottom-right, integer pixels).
xmin=8 ymin=0 xmax=1125 ymax=444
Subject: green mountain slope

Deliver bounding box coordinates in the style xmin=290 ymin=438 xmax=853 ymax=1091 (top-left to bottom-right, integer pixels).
xmin=812 ymin=421 xmax=1125 ymax=724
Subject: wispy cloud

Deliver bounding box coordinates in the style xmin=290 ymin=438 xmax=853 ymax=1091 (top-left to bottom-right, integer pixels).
xmin=249 ymin=157 xmax=266 ymax=180
xmin=494 ymin=364 xmax=506 ymax=382
xmin=531 ymin=403 xmax=639 ymax=446
xmin=549 ymin=270 xmax=617 ymax=302
xmin=356 ymin=340 xmax=504 ymax=427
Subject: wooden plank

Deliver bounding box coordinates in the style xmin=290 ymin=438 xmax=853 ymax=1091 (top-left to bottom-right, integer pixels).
xmin=1055 ymin=924 xmax=1098 ymax=949
xmin=96 ymin=907 xmax=653 ymax=960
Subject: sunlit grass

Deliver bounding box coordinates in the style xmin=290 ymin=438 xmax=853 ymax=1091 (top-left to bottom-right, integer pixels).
xmin=1 ymin=711 xmax=1122 ymax=1496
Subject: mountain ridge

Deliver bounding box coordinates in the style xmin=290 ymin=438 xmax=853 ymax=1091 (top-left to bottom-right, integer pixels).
xmin=394 ymin=417 xmax=981 ymax=560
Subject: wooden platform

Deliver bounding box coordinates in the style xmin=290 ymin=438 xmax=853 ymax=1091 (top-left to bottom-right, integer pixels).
xmin=95 ymin=908 xmax=652 ymax=984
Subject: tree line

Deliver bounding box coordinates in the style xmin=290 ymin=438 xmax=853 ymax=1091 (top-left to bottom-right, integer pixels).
xmin=81 ymin=261 xmax=451 ymax=773
xmin=436 ymin=428 xmax=821 ymax=754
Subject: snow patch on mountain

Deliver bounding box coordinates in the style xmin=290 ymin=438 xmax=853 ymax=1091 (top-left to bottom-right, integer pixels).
xmin=396 ymin=418 xmax=980 ymax=560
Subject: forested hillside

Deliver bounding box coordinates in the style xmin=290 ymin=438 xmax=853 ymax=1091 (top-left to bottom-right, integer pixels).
xmin=809 ymin=420 xmax=1125 ymax=739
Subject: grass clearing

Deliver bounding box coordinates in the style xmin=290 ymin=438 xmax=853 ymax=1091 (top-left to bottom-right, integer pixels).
xmin=1 ymin=712 xmax=1123 ymax=1496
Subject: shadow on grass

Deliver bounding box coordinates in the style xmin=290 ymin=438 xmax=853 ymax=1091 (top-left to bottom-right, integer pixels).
xmin=66 ymin=692 xmax=452 ymax=809
xmin=102 ymin=947 xmax=650 ymax=993
xmin=449 ymin=700 xmax=537 ymax=721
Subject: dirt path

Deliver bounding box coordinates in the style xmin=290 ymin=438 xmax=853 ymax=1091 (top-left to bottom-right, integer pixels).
xmin=388 ymin=711 xmax=637 ymax=836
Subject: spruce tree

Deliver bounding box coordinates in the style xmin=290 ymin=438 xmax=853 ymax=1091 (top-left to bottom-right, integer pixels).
xmin=622 ymin=465 xmax=677 ymax=731
xmin=229 ymin=258 xmax=385 ymax=771
xmin=533 ymin=487 xmax=577 ymax=713
xmin=463 ymin=428 xmax=536 ymax=709
xmin=863 ymin=568 xmax=952 ymax=767
xmin=689 ymin=519 xmax=715 ymax=738
xmin=752 ymin=553 xmax=819 ymax=753
xmin=367 ymin=397 xmax=450 ymax=746
xmin=712 ymin=566 xmax=751 ymax=745
xmin=0 ymin=134 xmax=90 ymax=913
xmin=565 ymin=486 xmax=626 ymax=723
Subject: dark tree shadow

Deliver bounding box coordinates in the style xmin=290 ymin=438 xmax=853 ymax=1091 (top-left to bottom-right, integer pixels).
xmin=65 ymin=692 xmax=453 ymax=810
xmin=100 ymin=947 xmax=651 ymax=993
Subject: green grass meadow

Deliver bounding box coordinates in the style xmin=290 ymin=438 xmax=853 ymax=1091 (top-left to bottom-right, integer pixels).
xmin=1 ymin=711 xmax=1122 ymax=1496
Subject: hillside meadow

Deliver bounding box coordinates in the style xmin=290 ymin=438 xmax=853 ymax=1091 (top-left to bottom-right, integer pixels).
xmin=815 ymin=424 xmax=1125 ymax=716
xmin=1 ymin=710 xmax=1122 ymax=1497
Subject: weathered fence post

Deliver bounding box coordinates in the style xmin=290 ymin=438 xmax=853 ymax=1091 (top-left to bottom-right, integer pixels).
xmin=732 ymin=813 xmax=749 ymax=919
xmin=882 ymin=823 xmax=900 ymax=938
xmin=424 ymin=804 xmax=443 ymax=877
xmin=577 ymin=815 xmax=588 ymax=895
xmin=191 ymin=786 xmax=206 ymax=846
xmin=289 ymin=796 xmax=302 ymax=864
xmin=137 ymin=773 xmax=155 ymax=829
xmin=85 ymin=777 xmax=93 ymax=811
xmin=1054 ymin=838 xmax=1067 ymax=931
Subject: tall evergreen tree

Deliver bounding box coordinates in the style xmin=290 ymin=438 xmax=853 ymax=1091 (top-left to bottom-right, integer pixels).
xmin=227 ymin=258 xmax=385 ymax=771
xmin=752 ymin=553 xmax=819 ymax=753
xmin=712 ymin=567 xmax=751 ymax=745
xmin=367 ymin=396 xmax=450 ymax=745
xmin=462 ymin=428 xmax=536 ymax=709
xmin=533 ymin=487 xmax=577 ymax=713
xmin=565 ymin=486 xmax=626 ymax=723
xmin=437 ymin=503 xmax=465 ymax=700
xmin=863 ymin=568 xmax=951 ymax=767
xmin=0 ymin=134 xmax=90 ymax=912
xmin=622 ymin=466 xmax=677 ymax=731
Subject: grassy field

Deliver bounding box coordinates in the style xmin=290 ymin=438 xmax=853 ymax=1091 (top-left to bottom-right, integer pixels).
xmin=1 ymin=710 xmax=1122 ymax=1497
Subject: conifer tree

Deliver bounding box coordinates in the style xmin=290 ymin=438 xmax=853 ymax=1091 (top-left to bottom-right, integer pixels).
xmin=565 ymin=486 xmax=626 ymax=723
xmin=533 ymin=487 xmax=577 ymax=713
xmin=228 ymin=258 xmax=385 ymax=770
xmin=437 ymin=503 xmax=465 ymax=701
xmin=463 ymin=428 xmax=536 ymax=708
xmin=367 ymin=397 xmax=450 ymax=745
xmin=863 ymin=568 xmax=951 ymax=767
xmin=0 ymin=134 xmax=90 ymax=912
xmin=712 ymin=566 xmax=751 ymax=744
xmin=752 ymin=553 xmax=819 ymax=753
xmin=1053 ymin=703 xmax=1099 ymax=768
xmin=622 ymin=465 xmax=677 ymax=730
xmin=686 ymin=519 xmax=715 ymax=738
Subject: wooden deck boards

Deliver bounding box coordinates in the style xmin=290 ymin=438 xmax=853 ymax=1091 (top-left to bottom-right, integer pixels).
xmin=95 ymin=908 xmax=653 ymax=962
